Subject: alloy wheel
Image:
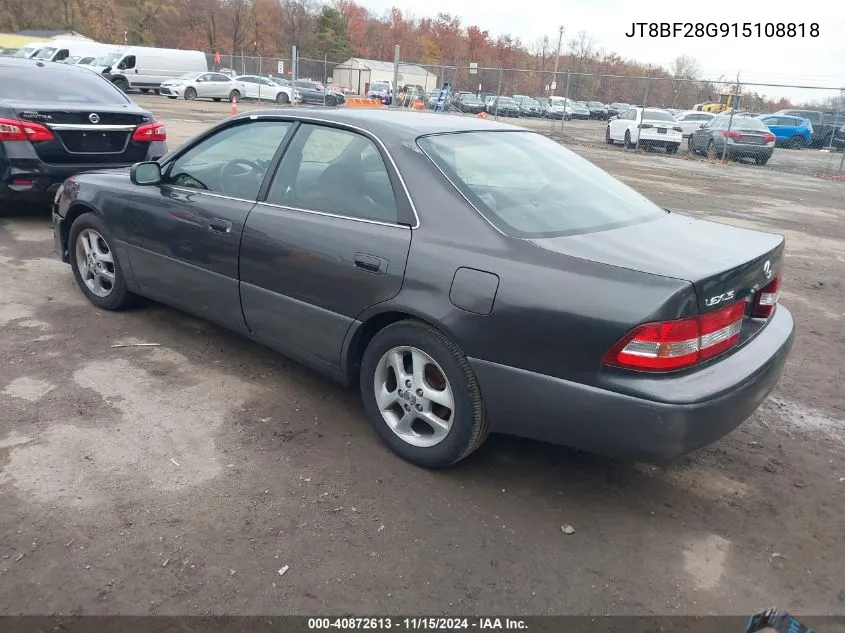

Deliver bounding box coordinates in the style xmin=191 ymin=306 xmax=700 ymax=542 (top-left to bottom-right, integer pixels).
xmin=373 ymin=346 xmax=455 ymax=447
xmin=75 ymin=229 xmax=115 ymax=298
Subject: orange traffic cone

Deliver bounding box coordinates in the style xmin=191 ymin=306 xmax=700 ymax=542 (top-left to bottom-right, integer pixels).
xmin=230 ymin=96 xmax=238 ymax=116
xmin=477 ymin=111 xmax=488 ymax=119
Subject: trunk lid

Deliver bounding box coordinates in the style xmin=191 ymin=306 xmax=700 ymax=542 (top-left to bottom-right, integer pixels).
xmin=7 ymin=100 xmax=153 ymax=165
xmin=531 ymin=213 xmax=784 ymax=314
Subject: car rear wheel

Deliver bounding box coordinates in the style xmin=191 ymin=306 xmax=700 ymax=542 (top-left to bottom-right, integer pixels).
xmin=360 ymin=319 xmax=489 ymax=468
xmin=276 ymin=92 xmax=290 ymax=104
xmin=605 ymin=126 xmax=613 ymax=144
xmin=184 ymin=87 xmax=197 ymax=100
xmin=788 ymin=135 xmax=807 ymax=149
xmin=69 ymin=213 xmax=135 ymax=311
xmin=624 ymin=130 xmax=634 ymax=149
xmin=229 ymin=90 xmax=240 ymax=102
xmin=756 ymin=155 xmax=770 ymax=165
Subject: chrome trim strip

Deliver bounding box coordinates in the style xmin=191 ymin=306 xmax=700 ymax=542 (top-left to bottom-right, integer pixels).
xmin=164 ymin=185 xmax=256 ymax=205
xmin=245 ymin=113 xmax=420 ymax=229
xmin=254 ymin=201 xmax=409 ymax=229
xmin=49 ymin=124 xmax=137 ymax=131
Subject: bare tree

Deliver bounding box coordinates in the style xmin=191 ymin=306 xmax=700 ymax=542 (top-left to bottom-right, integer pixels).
xmin=567 ymin=30 xmax=596 ymax=100
xmin=670 ymin=54 xmax=700 ymax=80
xmin=280 ymin=0 xmax=313 ymax=49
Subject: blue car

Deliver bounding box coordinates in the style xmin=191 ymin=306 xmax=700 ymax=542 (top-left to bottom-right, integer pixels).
xmin=759 ymin=114 xmax=813 ymax=149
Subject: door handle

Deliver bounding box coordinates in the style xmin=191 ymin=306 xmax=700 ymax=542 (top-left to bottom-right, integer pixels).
xmin=208 ymin=218 xmax=232 ymax=234
xmin=354 ymin=252 xmax=387 ymax=274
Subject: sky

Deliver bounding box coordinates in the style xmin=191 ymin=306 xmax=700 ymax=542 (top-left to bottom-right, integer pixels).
xmin=364 ymin=0 xmax=845 ymax=104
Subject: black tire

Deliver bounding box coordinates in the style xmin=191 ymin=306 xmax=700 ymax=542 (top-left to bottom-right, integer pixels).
xmin=359 ymin=319 xmax=489 ymax=468
xmin=624 ymin=130 xmax=634 ymax=149
xmin=605 ymin=126 xmax=613 ymax=144
xmin=167 ymin=96 xmax=177 ymax=99
xmin=688 ymin=136 xmax=697 ymax=154
xmin=112 ymin=77 xmax=129 ymax=93
xmin=666 ymin=143 xmax=679 ymax=154
xmin=184 ymin=87 xmax=197 ymax=100
xmin=228 ymin=90 xmax=240 ymax=103
xmin=326 ymin=95 xmax=337 ymax=107
xmin=707 ymin=139 xmax=716 ymax=156
xmin=140 ymin=88 xmax=150 ymax=94
xmin=213 ymin=97 xmax=221 ymax=102
xmin=756 ymin=155 xmax=770 ymax=165
xmin=788 ymin=135 xmax=807 ymax=149
xmin=68 ymin=212 xmax=135 ymax=311
xmin=276 ymin=91 xmax=290 ymax=104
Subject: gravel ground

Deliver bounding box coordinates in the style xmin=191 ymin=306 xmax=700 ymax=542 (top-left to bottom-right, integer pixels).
xmin=0 ymin=96 xmax=844 ymax=617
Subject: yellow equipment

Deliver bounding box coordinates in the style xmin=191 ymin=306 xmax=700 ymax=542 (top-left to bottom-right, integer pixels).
xmin=701 ymin=93 xmax=743 ymax=113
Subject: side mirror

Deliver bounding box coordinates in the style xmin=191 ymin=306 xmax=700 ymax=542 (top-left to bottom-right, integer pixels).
xmin=131 ymin=161 xmax=162 ymax=186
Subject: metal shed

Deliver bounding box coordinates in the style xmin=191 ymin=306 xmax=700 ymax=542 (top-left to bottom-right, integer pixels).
xmin=332 ymin=58 xmax=438 ymax=96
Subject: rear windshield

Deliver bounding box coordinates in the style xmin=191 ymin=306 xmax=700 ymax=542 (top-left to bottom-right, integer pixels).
xmin=642 ymin=109 xmax=675 ymax=121
xmin=720 ymin=115 xmax=769 ymax=131
xmin=0 ymin=66 xmax=129 ymax=103
xmin=418 ymin=131 xmax=666 ymax=238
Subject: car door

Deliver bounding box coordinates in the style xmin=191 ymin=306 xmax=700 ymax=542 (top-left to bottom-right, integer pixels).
xmin=238 ymin=76 xmax=257 ymax=98
xmin=691 ymin=117 xmax=715 ymax=151
xmin=120 ymin=119 xmax=294 ymax=331
xmin=239 ymin=122 xmax=414 ymax=375
xmin=192 ymin=73 xmax=213 ymax=98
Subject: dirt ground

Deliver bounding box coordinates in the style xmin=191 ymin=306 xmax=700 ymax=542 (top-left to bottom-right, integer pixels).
xmin=1 ymin=96 xmax=844 ymax=617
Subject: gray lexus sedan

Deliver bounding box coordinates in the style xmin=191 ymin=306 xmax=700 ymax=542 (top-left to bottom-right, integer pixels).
xmin=52 ymin=109 xmax=794 ymax=468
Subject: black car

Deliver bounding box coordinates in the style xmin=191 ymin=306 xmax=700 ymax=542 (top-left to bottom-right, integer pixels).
xmin=455 ymin=93 xmax=485 ymax=114
xmin=688 ymin=114 xmax=776 ymax=165
xmin=832 ymin=123 xmax=845 ymax=150
xmin=607 ymin=102 xmax=631 ymax=118
xmin=586 ymin=101 xmax=609 ymax=119
xmin=1 ymin=57 xmax=166 ymax=210
xmin=294 ymin=80 xmax=343 ymax=106
xmin=53 ymin=109 xmax=793 ymax=468
xmin=486 ymin=96 xmax=520 ymax=117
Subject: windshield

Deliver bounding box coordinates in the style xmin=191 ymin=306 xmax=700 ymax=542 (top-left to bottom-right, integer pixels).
xmin=371 ymin=82 xmax=390 ymax=91
xmin=642 ymin=109 xmax=675 ymax=122
xmin=0 ymin=65 xmax=129 ymax=103
xmin=92 ymin=52 xmax=123 ymax=67
xmin=522 ymin=98 xmax=539 ymax=106
xmin=418 ymin=131 xmax=665 ymax=238
xmin=548 ymin=97 xmax=567 ymax=106
xmin=588 ymin=102 xmax=603 ymax=107
xmin=13 ymin=46 xmax=39 ymax=58
xmin=497 ymin=97 xmax=516 ymax=104
xmin=33 ymin=47 xmax=57 ymax=60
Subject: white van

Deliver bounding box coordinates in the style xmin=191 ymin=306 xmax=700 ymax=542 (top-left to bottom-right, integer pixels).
xmin=13 ymin=39 xmax=115 ymax=62
xmin=86 ymin=46 xmax=208 ymax=93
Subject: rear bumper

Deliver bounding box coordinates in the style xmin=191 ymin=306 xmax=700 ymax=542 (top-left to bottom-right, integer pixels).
xmin=470 ymin=305 xmax=794 ymax=462
xmin=640 ymin=130 xmax=682 ymax=144
xmin=727 ymin=145 xmax=774 ymax=159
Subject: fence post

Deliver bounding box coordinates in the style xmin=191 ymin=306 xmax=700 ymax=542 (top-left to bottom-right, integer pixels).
xmin=636 ymin=78 xmax=652 ymax=151
xmin=392 ymin=45 xmax=400 ymax=108
xmin=560 ymin=70 xmax=571 ymax=136
xmin=721 ymin=75 xmax=740 ymax=161
xmin=829 ymin=101 xmax=841 ymax=150
xmin=291 ymin=45 xmax=297 ymax=105
xmin=495 ymin=66 xmax=503 ymax=121
xmin=258 ymin=55 xmax=263 ymax=102
xmin=324 ymin=54 xmax=328 ymax=105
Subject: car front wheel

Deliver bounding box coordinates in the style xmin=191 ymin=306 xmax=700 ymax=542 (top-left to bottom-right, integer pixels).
xmin=360 ymin=320 xmax=489 ymax=468
xmin=69 ymin=212 xmax=135 ymax=311
xmin=184 ymin=87 xmax=197 ymax=100
xmin=688 ymin=136 xmax=696 ymax=154
xmin=606 ymin=126 xmax=613 ymax=144
xmin=624 ymin=130 xmax=634 ymax=149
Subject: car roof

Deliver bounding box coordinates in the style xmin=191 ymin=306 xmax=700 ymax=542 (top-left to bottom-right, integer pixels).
xmin=231 ymin=108 xmax=522 ymax=140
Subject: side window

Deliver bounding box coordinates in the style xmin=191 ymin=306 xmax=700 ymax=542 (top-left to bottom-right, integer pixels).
xmin=120 ymin=55 xmax=136 ymax=70
xmin=240 ymin=77 xmax=255 ymax=84
xmin=54 ymin=49 xmax=69 ymax=61
xmin=266 ymin=124 xmax=398 ymax=223
xmin=164 ymin=121 xmax=292 ymax=199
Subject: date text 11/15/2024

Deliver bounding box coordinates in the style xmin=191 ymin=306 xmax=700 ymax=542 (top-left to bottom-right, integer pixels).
xmin=625 ymin=22 xmax=819 ymax=38
xmin=308 ymin=618 xmax=528 ymax=630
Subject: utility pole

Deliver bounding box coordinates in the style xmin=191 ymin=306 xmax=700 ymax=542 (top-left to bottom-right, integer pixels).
xmin=550 ymin=26 xmax=564 ymax=96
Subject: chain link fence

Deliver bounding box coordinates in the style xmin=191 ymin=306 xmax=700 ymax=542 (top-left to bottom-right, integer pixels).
xmin=197 ymin=51 xmax=843 ymax=173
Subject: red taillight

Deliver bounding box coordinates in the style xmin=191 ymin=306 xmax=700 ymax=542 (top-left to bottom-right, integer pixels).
xmin=722 ymin=130 xmax=742 ymax=140
xmin=133 ymin=122 xmax=167 ymax=142
xmin=603 ymin=301 xmax=746 ymax=372
xmin=762 ymin=133 xmax=776 ymax=143
xmin=0 ymin=117 xmax=54 ymax=142
xmin=751 ymin=275 xmax=780 ymax=319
